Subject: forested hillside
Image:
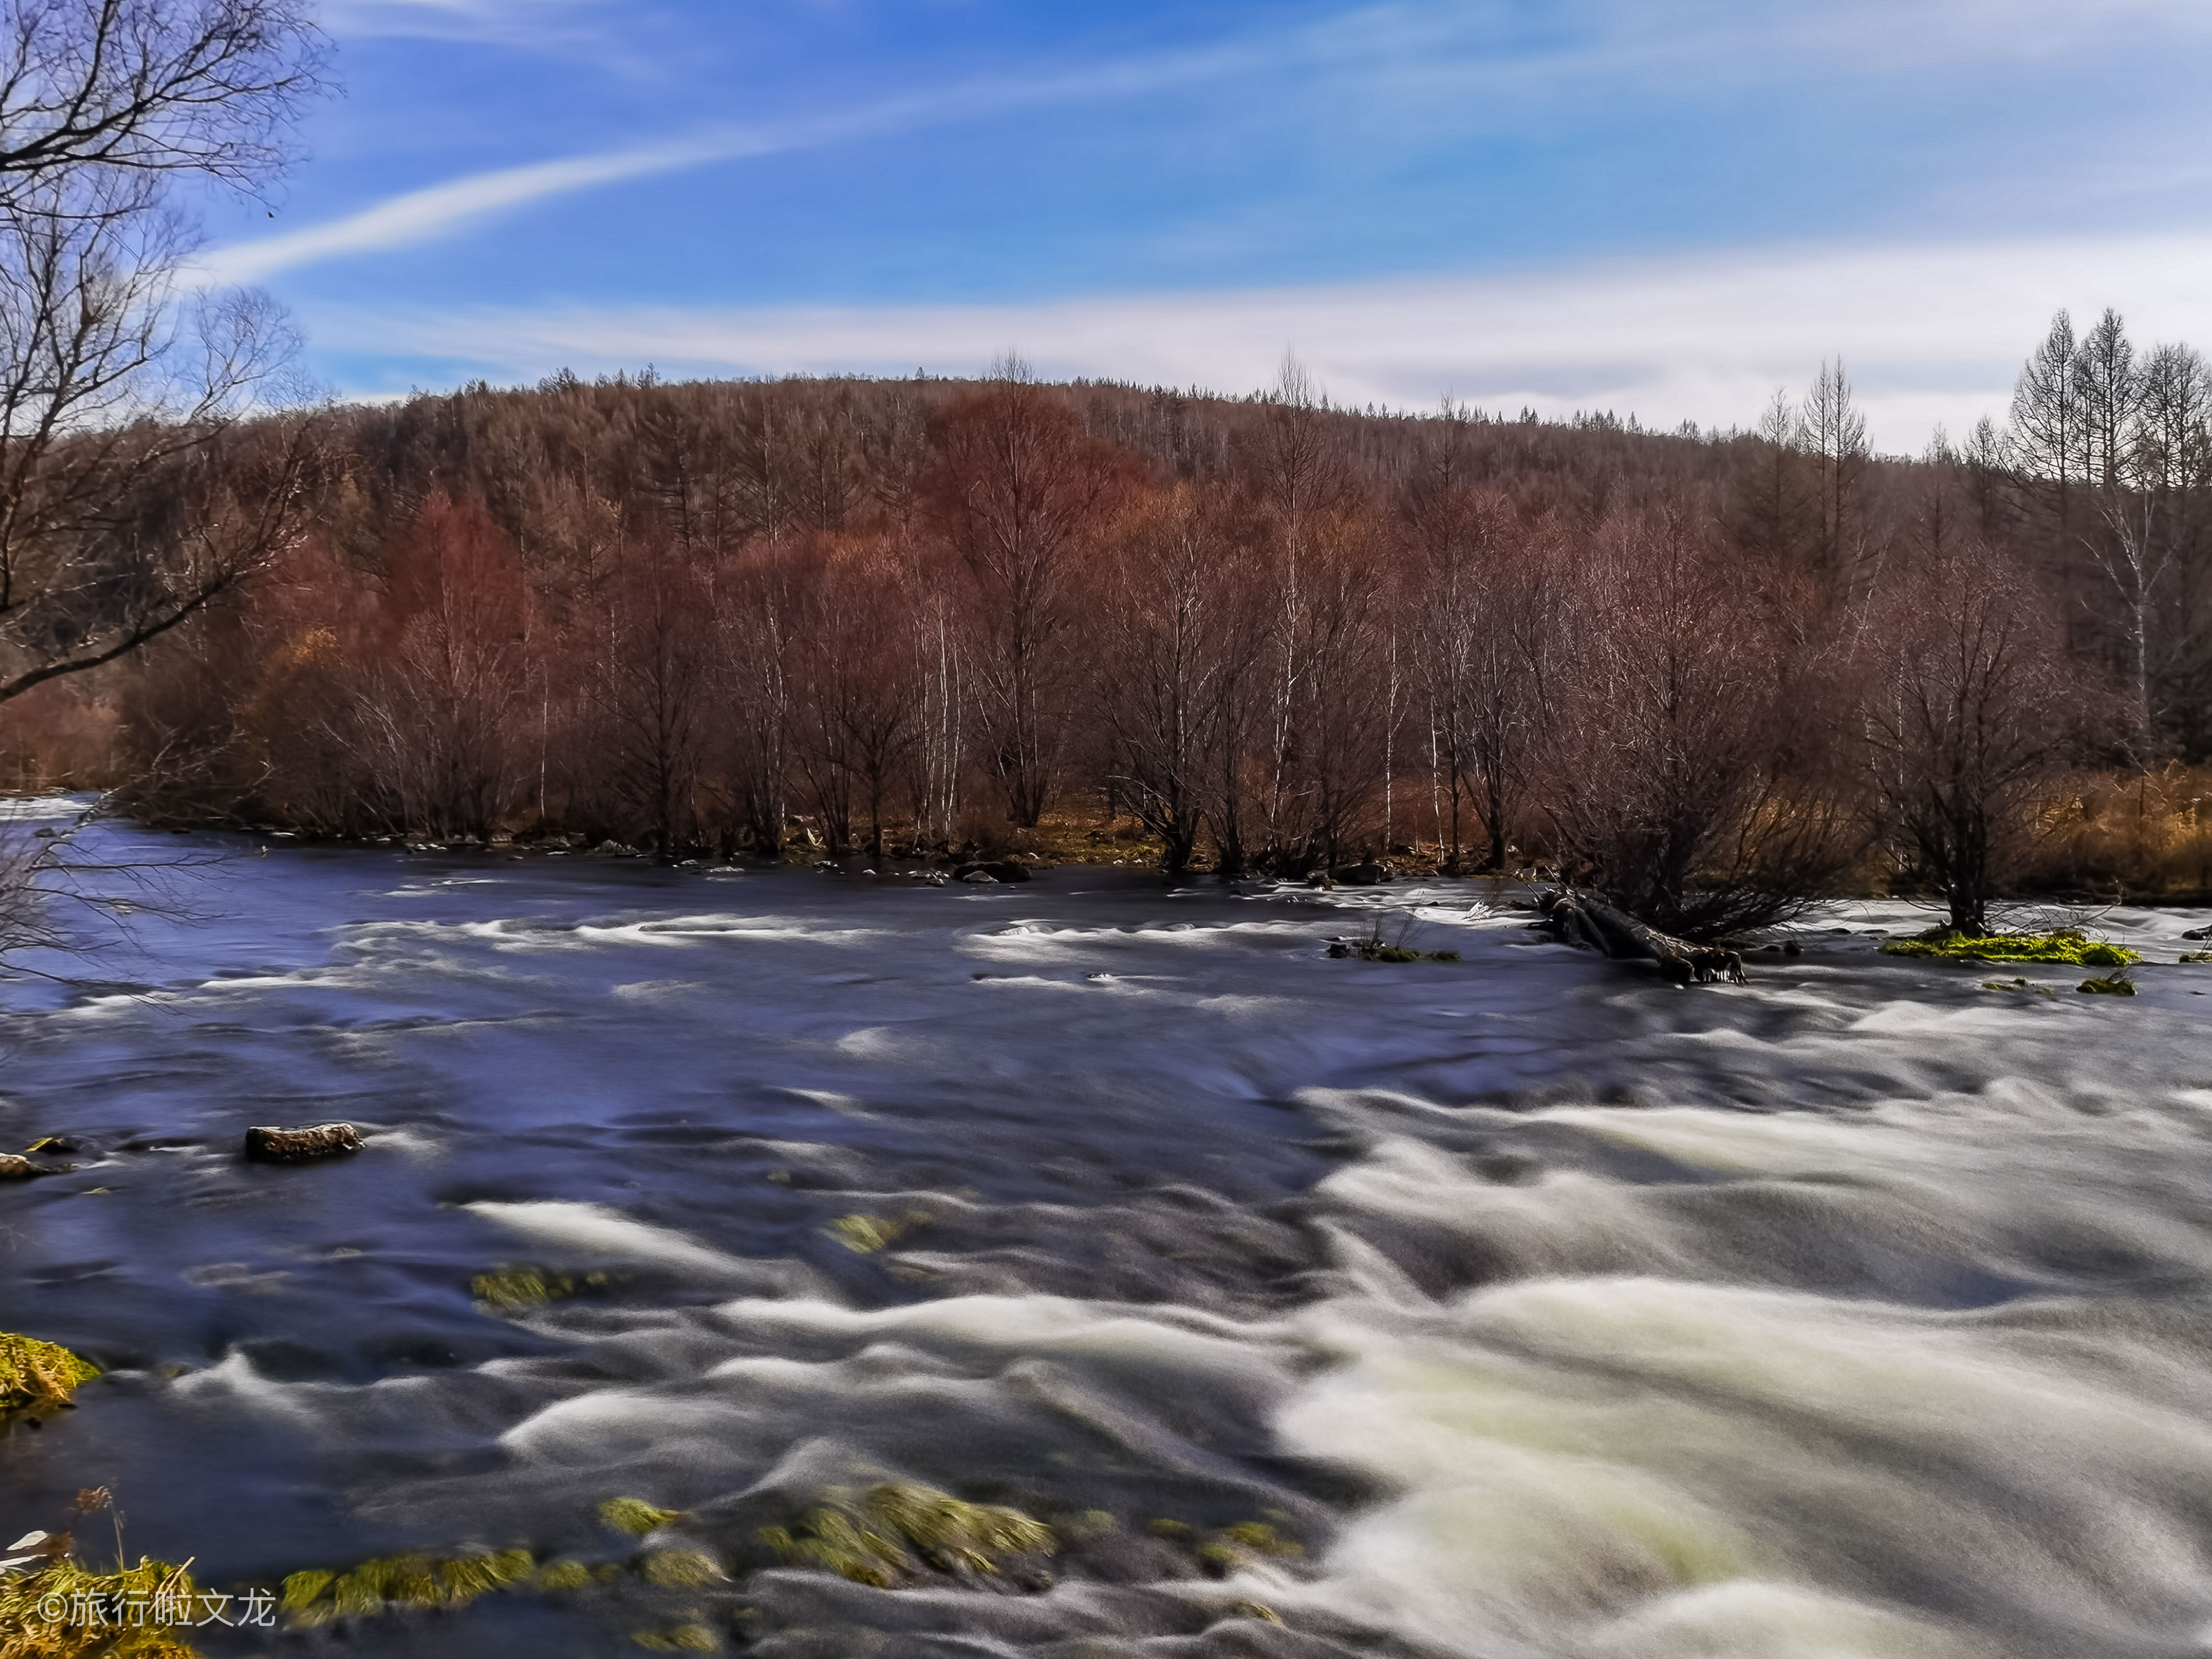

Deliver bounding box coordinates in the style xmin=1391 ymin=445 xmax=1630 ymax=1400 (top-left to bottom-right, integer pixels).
xmin=13 ymin=318 xmax=2212 ymax=922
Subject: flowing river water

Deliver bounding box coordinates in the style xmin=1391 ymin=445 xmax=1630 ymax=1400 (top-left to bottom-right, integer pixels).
xmin=6 ymin=796 xmax=2212 ymax=1658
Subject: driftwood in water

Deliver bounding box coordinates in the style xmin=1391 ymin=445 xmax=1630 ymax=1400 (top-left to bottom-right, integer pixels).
xmin=1535 ymin=888 xmax=1744 ymax=985
xmin=244 ymin=1123 xmax=363 ymax=1162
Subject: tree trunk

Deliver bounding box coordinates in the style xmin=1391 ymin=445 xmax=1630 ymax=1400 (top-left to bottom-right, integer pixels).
xmin=1535 ymin=888 xmax=1744 ymax=985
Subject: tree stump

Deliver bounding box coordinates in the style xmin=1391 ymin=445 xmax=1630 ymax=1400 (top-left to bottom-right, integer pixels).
xmin=244 ymin=1123 xmax=363 ymax=1162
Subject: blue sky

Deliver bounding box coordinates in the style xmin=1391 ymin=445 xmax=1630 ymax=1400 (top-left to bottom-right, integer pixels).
xmin=199 ymin=0 xmax=2212 ymax=450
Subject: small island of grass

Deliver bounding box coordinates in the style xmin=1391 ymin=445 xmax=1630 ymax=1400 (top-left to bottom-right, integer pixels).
xmin=1881 ymin=929 xmax=2139 ymax=967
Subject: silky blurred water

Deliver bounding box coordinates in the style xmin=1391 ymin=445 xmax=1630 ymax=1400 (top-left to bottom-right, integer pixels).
xmin=6 ymin=799 xmax=2212 ymax=1658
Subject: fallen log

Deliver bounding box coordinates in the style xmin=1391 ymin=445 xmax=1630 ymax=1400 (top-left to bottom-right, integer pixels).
xmin=1534 ymin=888 xmax=1744 ymax=985
xmin=244 ymin=1123 xmax=363 ymax=1163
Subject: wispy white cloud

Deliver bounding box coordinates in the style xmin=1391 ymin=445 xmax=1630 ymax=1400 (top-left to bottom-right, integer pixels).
xmin=197 ymin=137 xmax=762 ymax=285
xmin=317 ymin=0 xmax=610 ymax=46
xmin=198 ymin=32 xmax=1263 ymax=283
xmin=1298 ymin=0 xmax=2212 ymax=101
xmin=301 ymin=232 xmax=2212 ymax=453
xmin=214 ymin=0 xmax=2212 ymax=287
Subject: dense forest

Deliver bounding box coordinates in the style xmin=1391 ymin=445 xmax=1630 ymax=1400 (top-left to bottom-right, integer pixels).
xmin=10 ymin=311 xmax=2212 ymax=933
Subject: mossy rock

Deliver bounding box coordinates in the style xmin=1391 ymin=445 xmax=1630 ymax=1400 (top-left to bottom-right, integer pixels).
xmin=1 ymin=1332 xmax=100 ymax=1423
xmin=635 ymin=1549 xmax=722 ymax=1589
xmin=825 ymin=1211 xmax=929 ymax=1254
xmin=1057 ymin=1511 xmax=1117 ymax=1543
xmin=600 ymin=1498 xmax=681 ymax=1537
xmin=1218 ymin=1522 xmax=1302 ymax=1557
xmin=1223 ymin=1599 xmax=1282 ymax=1625
xmin=535 ymin=1559 xmax=595 ymax=1592
xmin=0 ymin=1556 xmax=206 ymax=1658
xmin=1196 ymin=1522 xmax=1304 ymax=1575
xmin=471 ymin=1265 xmax=609 ymax=1314
xmin=2079 ymin=974 xmax=2138 ymax=996
xmin=759 ymin=1482 xmax=1054 ymax=1586
xmin=633 ymin=1626 xmax=720 ymax=1652
xmin=278 ymin=1548 xmax=534 ymax=1626
xmin=1341 ymin=941 xmax=1462 ymax=963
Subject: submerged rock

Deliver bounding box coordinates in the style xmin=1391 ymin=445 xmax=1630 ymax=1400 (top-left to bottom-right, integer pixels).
xmin=244 ymin=1123 xmax=363 ymax=1163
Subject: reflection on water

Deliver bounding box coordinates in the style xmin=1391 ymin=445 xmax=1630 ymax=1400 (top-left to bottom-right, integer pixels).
xmin=5 ymin=801 xmax=2212 ymax=1657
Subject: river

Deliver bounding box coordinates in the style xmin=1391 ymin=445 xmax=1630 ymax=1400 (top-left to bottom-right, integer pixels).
xmin=5 ymin=795 xmax=2212 ymax=1658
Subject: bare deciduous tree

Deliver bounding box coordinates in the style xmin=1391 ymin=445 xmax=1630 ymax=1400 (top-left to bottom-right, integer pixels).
xmin=0 ymin=0 xmax=320 ymax=195
xmin=1096 ymin=484 xmax=1242 ymax=874
xmin=1803 ymin=359 xmax=1869 ymax=592
xmin=1546 ymin=504 xmax=1861 ymax=937
xmin=1401 ymin=421 xmax=1551 ymax=872
xmin=1861 ymin=547 xmax=2097 ymax=932
xmin=925 ymin=357 xmax=1127 ymax=828
xmin=0 ymin=0 xmax=326 ymax=712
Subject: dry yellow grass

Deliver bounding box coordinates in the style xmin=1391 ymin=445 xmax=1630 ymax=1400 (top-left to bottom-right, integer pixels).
xmin=0 ymin=1558 xmax=206 ymax=1659
xmin=2032 ymin=765 xmax=2212 ymax=899
xmin=0 ymin=1333 xmax=100 ymax=1424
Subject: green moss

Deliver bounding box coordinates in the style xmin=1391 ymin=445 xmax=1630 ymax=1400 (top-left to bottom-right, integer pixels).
xmin=1224 ymin=1599 xmax=1282 ymax=1625
xmin=277 ymin=1549 xmax=534 ymax=1626
xmin=1057 ymin=1510 xmax=1117 ymax=1543
xmin=1146 ymin=1519 xmax=1192 ymax=1540
xmin=1980 ymin=977 xmax=2055 ymax=996
xmin=471 ymin=1265 xmax=608 ymax=1314
xmin=0 ymin=1557 xmax=206 ymax=1658
xmin=1882 ymin=931 xmax=2139 ymax=967
xmin=757 ymin=1512 xmax=908 ymax=1589
xmin=0 ymin=1330 xmax=100 ymax=1423
xmin=2079 ymin=974 xmax=2138 ymax=996
xmin=535 ymin=1560 xmax=594 ymax=1592
xmin=633 ymin=1626 xmax=720 ymax=1651
xmin=1218 ymin=1522 xmax=1302 ymax=1557
xmin=759 ymin=1482 xmax=1055 ymax=1587
xmin=825 ymin=1212 xmax=927 ymax=1254
xmin=637 ymin=1549 xmax=722 ymax=1589
xmin=1197 ymin=1521 xmax=1306 ymax=1575
xmin=600 ymin=1498 xmax=680 ymax=1536
xmin=871 ymin=1482 xmax=1053 ymax=1571
xmin=2182 ymin=951 xmax=2212 ymax=963
xmin=278 ymin=1569 xmax=334 ymax=1614
xmin=1344 ymin=940 xmax=1460 ymax=963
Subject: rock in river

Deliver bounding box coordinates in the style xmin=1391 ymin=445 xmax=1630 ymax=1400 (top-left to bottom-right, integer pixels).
xmin=244 ymin=1123 xmax=364 ymax=1163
